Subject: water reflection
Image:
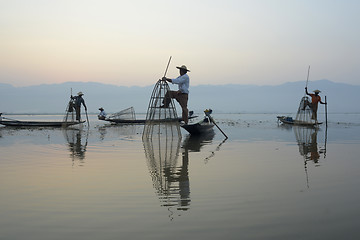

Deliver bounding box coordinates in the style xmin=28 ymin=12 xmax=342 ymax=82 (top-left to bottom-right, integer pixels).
xmin=293 ymin=126 xmax=327 ymax=188
xmin=143 ymin=123 xmax=189 ymax=219
xmin=182 ymin=129 xmax=215 ymax=152
xmin=96 ymin=124 xmax=137 ymax=141
xmin=63 ymin=128 xmax=89 ymax=166
xmin=294 ymin=126 xmax=326 ymax=164
xmin=181 ymin=130 xmax=227 ymax=164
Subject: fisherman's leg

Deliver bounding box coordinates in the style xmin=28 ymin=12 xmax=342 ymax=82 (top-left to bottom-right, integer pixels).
xmin=312 ymin=104 xmax=318 ymax=121
xmin=162 ymin=91 xmax=176 ymax=108
xmin=75 ymin=106 xmax=81 ymax=121
xmin=177 ymin=94 xmax=188 ymax=124
xmin=182 ymin=107 xmax=189 ymax=124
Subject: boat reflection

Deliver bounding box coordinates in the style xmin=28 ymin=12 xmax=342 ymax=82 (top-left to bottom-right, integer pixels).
xmin=96 ymin=124 xmax=137 ymax=141
xmin=182 ymin=129 xmax=215 ymax=152
xmin=63 ymin=128 xmax=89 ymax=166
xmin=143 ymin=123 xmax=190 ymax=219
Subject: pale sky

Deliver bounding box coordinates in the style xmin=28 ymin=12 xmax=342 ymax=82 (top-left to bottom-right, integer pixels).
xmin=0 ymin=0 xmax=359 ymax=87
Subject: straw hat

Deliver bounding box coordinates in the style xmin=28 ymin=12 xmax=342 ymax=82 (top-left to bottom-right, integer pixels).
xmin=313 ymin=90 xmax=321 ymax=93
xmin=77 ymin=92 xmax=84 ymax=96
xmin=176 ymin=65 xmax=190 ymax=72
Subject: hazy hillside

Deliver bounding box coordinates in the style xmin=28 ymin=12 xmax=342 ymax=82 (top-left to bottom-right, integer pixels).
xmin=0 ymin=80 xmax=359 ymax=114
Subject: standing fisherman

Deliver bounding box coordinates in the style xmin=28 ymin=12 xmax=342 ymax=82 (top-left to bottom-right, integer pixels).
xmin=71 ymin=92 xmax=87 ymax=122
xmin=161 ymin=65 xmax=190 ymax=124
xmin=305 ymin=87 xmax=326 ymax=123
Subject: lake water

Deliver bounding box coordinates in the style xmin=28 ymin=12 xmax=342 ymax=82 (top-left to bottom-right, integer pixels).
xmin=1 ymin=113 xmax=360 ymax=240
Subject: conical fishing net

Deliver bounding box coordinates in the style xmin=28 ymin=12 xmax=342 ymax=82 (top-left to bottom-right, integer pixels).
xmin=63 ymin=98 xmax=77 ymax=127
xmin=142 ymin=80 xmax=181 ymax=138
xmin=142 ymin=79 xmax=186 ymax=213
xmin=295 ymin=96 xmax=315 ymax=124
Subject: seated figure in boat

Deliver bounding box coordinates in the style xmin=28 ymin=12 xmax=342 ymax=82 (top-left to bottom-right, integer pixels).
xmin=98 ymin=107 xmax=107 ymax=120
xmin=305 ymin=87 xmax=326 ymax=122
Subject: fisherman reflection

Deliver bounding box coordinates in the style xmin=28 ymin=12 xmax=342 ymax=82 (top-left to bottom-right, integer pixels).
xmin=293 ymin=126 xmax=326 ymax=188
xmin=172 ymin=148 xmax=190 ymax=210
xmin=294 ymin=126 xmax=323 ymax=164
xmin=98 ymin=126 xmax=107 ymax=141
xmin=64 ymin=129 xmax=88 ymax=165
xmin=308 ymin=130 xmax=320 ymax=163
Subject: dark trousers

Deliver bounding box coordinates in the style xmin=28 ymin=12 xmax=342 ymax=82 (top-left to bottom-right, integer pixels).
xmin=305 ymin=102 xmax=318 ymax=121
xmin=163 ymin=91 xmax=189 ymax=124
xmin=75 ymin=106 xmax=81 ymax=121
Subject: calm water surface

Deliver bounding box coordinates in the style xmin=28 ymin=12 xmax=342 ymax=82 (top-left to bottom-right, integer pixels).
xmin=1 ymin=113 xmax=360 ymax=240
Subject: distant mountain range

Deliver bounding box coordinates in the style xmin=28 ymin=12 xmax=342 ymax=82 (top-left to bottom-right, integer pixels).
xmin=0 ymin=80 xmax=359 ymax=114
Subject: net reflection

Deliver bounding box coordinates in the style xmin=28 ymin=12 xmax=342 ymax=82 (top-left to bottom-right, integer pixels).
xmin=143 ymin=123 xmax=190 ymax=218
xmin=63 ymin=128 xmax=89 ymax=166
xmin=294 ymin=126 xmax=325 ymax=164
xmin=293 ymin=126 xmax=327 ymax=188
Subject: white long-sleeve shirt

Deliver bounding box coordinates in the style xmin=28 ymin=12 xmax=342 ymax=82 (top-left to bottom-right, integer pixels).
xmin=99 ymin=110 xmax=106 ymax=117
xmin=171 ymin=74 xmax=189 ymax=94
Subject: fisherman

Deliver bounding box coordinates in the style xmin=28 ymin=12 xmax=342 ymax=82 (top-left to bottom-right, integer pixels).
xmin=305 ymin=87 xmax=326 ymax=122
xmin=0 ymin=113 xmax=3 ymax=121
xmin=161 ymin=65 xmax=190 ymax=124
xmin=98 ymin=107 xmax=107 ymax=120
xmin=71 ymin=92 xmax=87 ymax=121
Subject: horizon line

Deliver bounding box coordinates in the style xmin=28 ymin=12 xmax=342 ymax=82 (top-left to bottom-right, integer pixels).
xmin=1 ymin=79 xmax=358 ymax=88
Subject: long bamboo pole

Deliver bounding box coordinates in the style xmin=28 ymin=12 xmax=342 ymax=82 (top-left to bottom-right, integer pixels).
xmin=305 ymin=65 xmax=310 ymax=89
xmin=85 ymin=109 xmax=90 ymax=127
xmin=163 ymin=56 xmax=172 ymax=78
xmin=325 ymin=96 xmax=328 ymax=127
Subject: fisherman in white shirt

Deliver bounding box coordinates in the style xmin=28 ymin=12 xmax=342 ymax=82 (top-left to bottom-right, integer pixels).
xmin=161 ymin=65 xmax=190 ymax=124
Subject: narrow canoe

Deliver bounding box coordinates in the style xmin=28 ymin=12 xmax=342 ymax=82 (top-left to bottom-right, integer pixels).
xmin=277 ymin=116 xmax=322 ymax=126
xmin=0 ymin=120 xmax=85 ymax=127
xmin=181 ymin=118 xmax=214 ymax=135
xmin=102 ymin=115 xmax=198 ymax=124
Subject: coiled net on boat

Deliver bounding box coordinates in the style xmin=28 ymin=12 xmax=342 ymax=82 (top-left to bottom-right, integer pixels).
xmin=107 ymin=107 xmax=136 ymax=121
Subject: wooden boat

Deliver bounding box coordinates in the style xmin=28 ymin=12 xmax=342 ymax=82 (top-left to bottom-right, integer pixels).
xmin=101 ymin=107 xmax=197 ymax=124
xmin=0 ymin=119 xmax=84 ymax=127
xmin=103 ymin=115 xmax=197 ymax=124
xmin=277 ymin=116 xmax=322 ymax=126
xmin=181 ymin=117 xmax=214 ymax=135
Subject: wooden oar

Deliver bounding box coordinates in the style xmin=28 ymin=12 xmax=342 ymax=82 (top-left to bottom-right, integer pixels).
xmin=85 ymin=109 xmax=90 ymax=127
xmin=207 ymin=114 xmax=228 ymax=139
